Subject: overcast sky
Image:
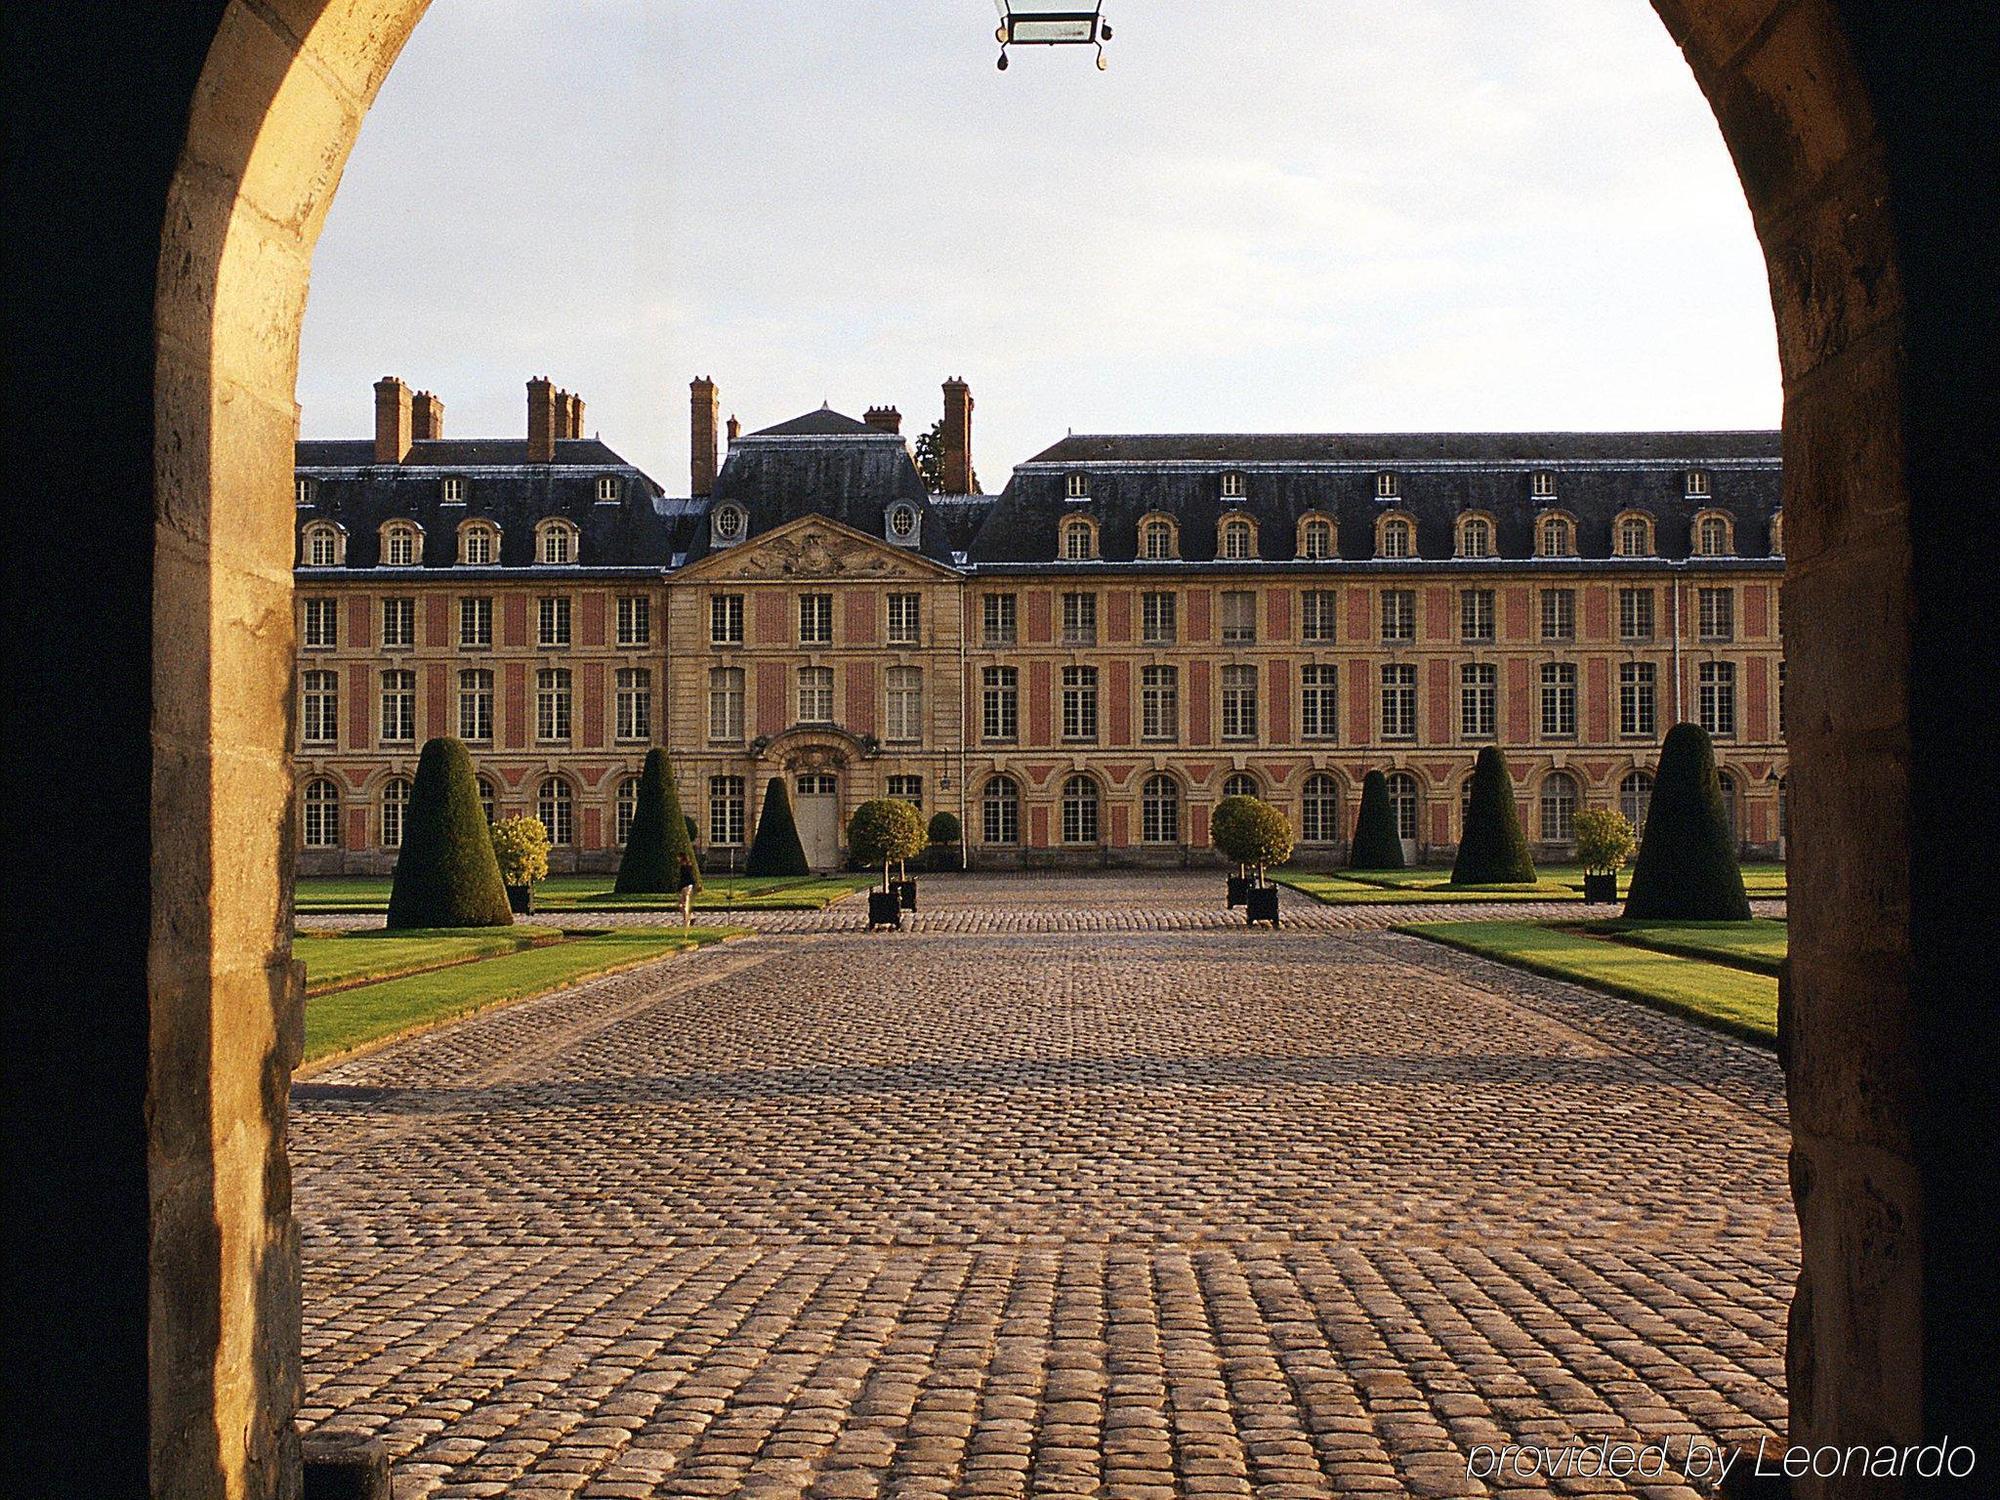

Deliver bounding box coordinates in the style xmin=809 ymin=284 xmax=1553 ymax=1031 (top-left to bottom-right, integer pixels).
xmin=298 ymin=0 xmax=1781 ymax=491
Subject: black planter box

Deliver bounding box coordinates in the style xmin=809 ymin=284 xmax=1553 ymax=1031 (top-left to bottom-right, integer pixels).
xmin=1226 ymin=875 xmax=1250 ymax=907
xmin=894 ymin=878 xmax=918 ymax=911
xmin=867 ymin=890 xmax=903 ymax=929
xmin=1583 ymin=872 xmax=1619 ymax=904
xmin=506 ymin=883 xmax=534 ymax=915
xmin=1246 ymin=885 xmax=1281 ymax=927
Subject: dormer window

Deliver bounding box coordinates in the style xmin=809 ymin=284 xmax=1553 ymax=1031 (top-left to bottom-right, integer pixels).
xmin=295 ymin=477 xmax=316 ymax=506
xmin=301 ymin=521 xmax=343 ymax=567
xmin=884 ymin=500 xmax=921 ymax=548
xmin=441 ymin=476 xmax=466 ymax=504
xmin=458 ymin=520 xmax=499 ymax=566
xmin=381 ymin=521 xmax=420 ymax=567
xmin=595 ymin=475 xmax=622 ymax=504
xmin=536 ymin=519 xmax=578 ymax=565
xmin=1538 ymin=514 xmax=1575 ymax=557
xmin=1457 ymin=515 xmax=1494 ymax=559
xmin=710 ymin=503 xmax=747 ymax=548
xmin=1219 ymin=515 xmax=1256 ymax=560
xmin=1378 ymin=515 xmax=1414 ymax=559
xmin=1615 ymin=512 xmax=1656 ymax=557
xmin=1375 ymin=471 xmax=1399 ymax=499
xmin=1065 ymin=471 xmax=1090 ymax=500
xmin=1299 ymin=515 xmax=1334 ymax=560
xmin=1695 ymin=512 xmax=1734 ymax=556
xmin=1770 ymin=510 xmax=1784 ymax=556
xmin=1139 ymin=514 xmax=1178 ymax=561
xmin=1220 ymin=471 xmax=1246 ymax=499
xmin=1686 ymin=469 xmax=1711 ymax=497
xmin=1060 ymin=516 xmax=1097 ymax=560
xmin=1531 ymin=470 xmax=1558 ymax=498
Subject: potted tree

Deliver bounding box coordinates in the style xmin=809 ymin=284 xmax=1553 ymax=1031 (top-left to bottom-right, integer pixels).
xmin=847 ymin=798 xmax=928 ymax=930
xmin=1211 ymin=795 xmax=1296 ymax=929
xmin=1572 ymin=806 xmax=1636 ymax=904
xmin=385 ymin=736 xmax=514 ymax=929
xmin=490 ymin=814 xmax=551 ymax=916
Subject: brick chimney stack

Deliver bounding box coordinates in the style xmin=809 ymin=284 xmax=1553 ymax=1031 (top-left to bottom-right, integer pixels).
xmin=726 ymin=414 xmax=741 ymax=446
xmin=409 ymin=389 xmax=444 ymax=442
xmin=940 ymin=377 xmax=975 ymax=494
xmin=864 ymin=406 xmax=903 ymax=435
xmin=690 ymin=377 xmax=719 ymax=497
xmin=526 ymin=377 xmax=558 ymax=463
xmin=567 ymin=394 xmax=587 ymax=438
xmin=373 ymin=376 xmax=412 ymax=463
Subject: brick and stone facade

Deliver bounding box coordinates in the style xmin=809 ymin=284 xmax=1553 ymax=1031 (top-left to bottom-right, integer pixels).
xmin=297 ymin=378 xmax=1786 ymax=873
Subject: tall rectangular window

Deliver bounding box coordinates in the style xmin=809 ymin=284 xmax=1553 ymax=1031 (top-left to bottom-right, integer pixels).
xmin=1381 ymin=664 xmax=1417 ymax=738
xmin=615 ymin=667 xmax=651 ymax=742
xmin=536 ymin=668 xmax=572 ymax=742
xmin=1779 ymin=659 xmax=1787 ymax=736
xmin=1061 ymin=666 xmax=1099 ymax=741
xmin=885 ymin=666 xmax=923 ymax=742
xmin=1221 ymin=664 xmax=1258 ymax=740
xmin=1220 ymin=590 xmax=1257 ymax=644
xmin=1460 ymin=588 xmax=1496 ymax=643
xmin=303 ymin=598 xmax=338 ymax=649
xmin=458 ymin=668 xmax=493 ymax=743
xmin=301 ymin=670 xmax=338 ymax=745
xmin=379 ymin=669 xmax=415 ymax=744
xmin=381 ymin=597 xmax=416 ymax=649
xmin=1301 ymin=590 xmax=1339 ymax=644
xmin=1699 ymin=660 xmax=1737 ymax=736
xmin=1141 ymin=591 xmax=1177 ymax=643
xmin=886 ymin=593 xmax=921 ymax=645
xmin=617 ymin=595 xmax=650 ymax=647
xmin=1141 ymin=666 xmax=1178 ymax=742
xmin=1460 ymin=662 xmax=1497 ymax=737
xmin=1060 ymin=591 xmax=1097 ymax=645
xmin=1619 ymin=587 xmax=1655 ymax=641
xmin=1620 ymin=661 xmax=1657 ymax=737
xmin=1540 ymin=662 xmax=1578 ymax=737
xmin=1540 ymin=589 xmax=1575 ymax=642
xmin=1301 ymin=664 xmax=1339 ymax=740
xmin=710 ymin=593 xmax=745 ymax=645
xmin=797 ymin=666 xmax=834 ymax=723
xmin=1381 ymin=589 xmax=1416 ymax=643
xmin=798 ymin=593 xmax=833 ymax=644
xmin=983 ymin=593 xmax=1017 ymax=645
xmin=538 ymin=595 xmax=571 ymax=648
xmin=459 ymin=596 xmax=492 ymax=649
xmin=1699 ymin=587 xmax=1735 ymax=641
xmin=982 ymin=667 xmax=1018 ymax=741
xmin=886 ymin=775 xmax=923 ymax=810
xmin=709 ymin=776 xmax=746 ymax=847
xmin=707 ymin=667 xmax=744 ymax=742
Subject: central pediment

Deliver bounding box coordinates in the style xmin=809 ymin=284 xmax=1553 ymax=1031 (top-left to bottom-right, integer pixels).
xmin=679 ymin=514 xmax=959 ymax=583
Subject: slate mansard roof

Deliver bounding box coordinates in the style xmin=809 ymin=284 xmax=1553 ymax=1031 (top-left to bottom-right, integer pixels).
xmin=967 ymin=430 xmax=1784 ymax=567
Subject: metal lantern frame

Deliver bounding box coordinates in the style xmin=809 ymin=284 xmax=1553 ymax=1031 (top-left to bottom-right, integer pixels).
xmin=994 ymin=1 xmax=1112 ymax=70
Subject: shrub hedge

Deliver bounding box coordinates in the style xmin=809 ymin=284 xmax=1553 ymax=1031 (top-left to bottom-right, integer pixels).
xmin=385 ymin=737 xmax=513 ymax=929
xmin=1451 ymin=746 xmax=1537 ymax=885
xmin=745 ymin=775 xmax=811 ymax=876
xmin=1349 ymin=769 xmax=1405 ymax=869
xmin=1624 ymin=722 xmax=1753 ymax=919
xmin=614 ymin=749 xmax=701 ymax=893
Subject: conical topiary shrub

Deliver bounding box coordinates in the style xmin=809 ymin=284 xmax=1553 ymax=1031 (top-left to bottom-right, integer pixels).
xmin=1350 ymin=770 xmax=1405 ymax=869
xmin=614 ymin=749 xmax=701 ymax=893
xmin=1451 ymin=746 xmax=1536 ymax=885
xmin=386 ymin=737 xmax=513 ymax=928
xmin=745 ymin=775 xmax=810 ymax=876
xmin=1624 ymin=722 xmax=1752 ymax=919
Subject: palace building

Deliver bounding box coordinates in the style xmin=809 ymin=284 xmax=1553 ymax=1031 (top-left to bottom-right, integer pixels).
xmin=294 ymin=375 xmax=1787 ymax=873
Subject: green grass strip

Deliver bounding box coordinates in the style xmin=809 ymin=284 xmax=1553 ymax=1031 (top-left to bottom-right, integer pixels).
xmin=295 ymin=928 xmax=563 ymax=994
xmin=296 ymin=872 xmax=874 ymax=914
xmin=1573 ymin=918 xmax=1788 ymax=976
xmin=301 ymin=927 xmax=741 ymax=1067
xmin=1397 ymin=919 xmax=1778 ymax=1045
xmin=1273 ymin=873 xmax=1589 ymax=906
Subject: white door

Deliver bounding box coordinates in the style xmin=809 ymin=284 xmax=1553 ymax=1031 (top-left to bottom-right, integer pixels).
xmin=795 ymin=773 xmax=840 ymax=872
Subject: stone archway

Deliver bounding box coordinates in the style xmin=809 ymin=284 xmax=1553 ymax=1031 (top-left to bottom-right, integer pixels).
xmin=5 ymin=3 xmax=1995 ymax=1496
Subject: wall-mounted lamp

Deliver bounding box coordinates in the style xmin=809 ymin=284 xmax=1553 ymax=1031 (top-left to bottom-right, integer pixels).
xmin=994 ymin=1 xmax=1112 ymax=70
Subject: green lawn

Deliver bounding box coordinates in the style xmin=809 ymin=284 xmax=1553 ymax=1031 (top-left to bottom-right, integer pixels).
xmin=1576 ymin=918 xmax=1788 ymax=976
xmin=1398 ymin=919 xmax=1779 ymax=1044
xmin=1276 ymin=861 xmax=1786 ymax=906
xmin=295 ymin=872 xmax=873 ymax=914
xmin=294 ymin=928 xmax=564 ymax=993
xmin=302 ymin=926 xmax=741 ymax=1066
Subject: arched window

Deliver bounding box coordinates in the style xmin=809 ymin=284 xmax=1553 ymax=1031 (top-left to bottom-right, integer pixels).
xmin=1301 ymin=773 xmax=1341 ymax=843
xmin=1615 ymin=512 xmax=1655 ymax=557
xmin=1378 ymin=515 xmax=1415 ymax=559
xmin=302 ymin=778 xmax=340 ymax=849
xmin=1538 ymin=514 xmax=1574 ymax=557
xmin=1717 ymin=771 xmax=1738 ymax=841
xmin=538 ymin=777 xmax=574 ymax=846
xmin=616 ymin=775 xmax=640 ymax=845
xmin=1695 ymin=512 xmax=1734 ymax=556
xmin=537 ymin=519 xmax=578 ymax=565
xmin=1385 ymin=772 xmax=1420 ymax=842
xmin=1141 ymin=774 xmax=1181 ymax=844
xmin=1221 ymin=772 xmax=1259 ymax=801
xmin=1539 ymin=771 xmax=1579 ymax=843
xmin=981 ymin=775 xmax=1020 ymax=845
xmin=458 ymin=520 xmax=499 ymax=565
xmin=379 ymin=776 xmax=411 ymax=848
xmin=1299 ymin=515 xmax=1335 ymax=560
xmin=1770 ymin=510 xmax=1784 ymax=556
xmin=1060 ymin=775 xmax=1100 ymax=844
xmin=1620 ymin=770 xmax=1654 ymax=830
xmin=1060 ymin=517 xmax=1097 ymax=561
xmin=476 ymin=776 xmax=498 ymax=825
xmin=1139 ymin=514 xmax=1177 ymax=561
xmin=1219 ymin=515 xmax=1255 ymax=560
xmin=380 ymin=521 xmax=420 ymax=567
xmin=301 ymin=522 xmax=342 ymax=567
xmin=1457 ymin=515 xmax=1494 ymax=559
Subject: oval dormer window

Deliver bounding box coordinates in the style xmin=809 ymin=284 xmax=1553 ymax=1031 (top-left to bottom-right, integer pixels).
xmin=885 ymin=503 xmax=919 ymax=546
xmin=712 ymin=504 xmax=746 ymax=545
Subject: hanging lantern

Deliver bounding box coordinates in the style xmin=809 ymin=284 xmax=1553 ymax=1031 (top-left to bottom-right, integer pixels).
xmin=994 ymin=1 xmax=1112 ymax=70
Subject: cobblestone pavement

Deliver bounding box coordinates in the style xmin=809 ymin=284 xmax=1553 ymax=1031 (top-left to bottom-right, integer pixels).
xmin=296 ymin=874 xmax=1794 ymax=1498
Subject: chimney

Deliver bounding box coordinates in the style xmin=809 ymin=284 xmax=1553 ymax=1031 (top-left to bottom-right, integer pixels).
xmin=373 ymin=376 xmax=412 ymax=463
xmin=409 ymin=389 xmax=444 ymax=442
xmin=940 ymin=377 xmax=975 ymax=494
xmin=568 ymin=394 xmax=587 ymax=439
xmin=526 ymin=376 xmax=558 ymax=463
xmin=864 ymin=405 xmax=903 ymax=435
xmin=726 ymin=414 xmax=741 ymax=446
xmin=690 ymin=377 xmax=719 ymax=496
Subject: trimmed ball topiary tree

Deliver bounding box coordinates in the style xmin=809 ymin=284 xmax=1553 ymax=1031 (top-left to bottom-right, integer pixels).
xmin=925 ymin=810 xmax=962 ymax=873
xmin=1211 ymin=796 xmax=1296 ymax=882
xmin=847 ymin=798 xmax=928 ymax=889
xmin=614 ymin=749 xmax=701 ymax=893
xmin=385 ymin=737 xmax=513 ymax=928
xmin=1451 ymin=746 xmax=1537 ymax=885
xmin=745 ymin=776 xmax=810 ymax=876
xmin=1624 ymin=722 xmax=1753 ymax=920
xmin=1349 ymin=770 xmax=1405 ymax=869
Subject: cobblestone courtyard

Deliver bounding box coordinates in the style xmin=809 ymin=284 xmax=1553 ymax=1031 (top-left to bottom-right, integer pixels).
xmin=296 ymin=875 xmax=1795 ymax=1498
